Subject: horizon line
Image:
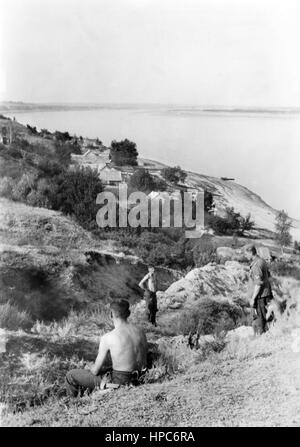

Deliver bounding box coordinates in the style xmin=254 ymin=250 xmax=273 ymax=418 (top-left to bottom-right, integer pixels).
xmin=1 ymin=100 xmax=300 ymax=111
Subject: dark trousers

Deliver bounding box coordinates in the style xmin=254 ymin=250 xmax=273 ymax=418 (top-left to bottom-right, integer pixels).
xmin=254 ymin=296 xmax=272 ymax=335
xmin=145 ymin=291 xmax=157 ymax=326
xmin=65 ymin=369 xmax=132 ymax=397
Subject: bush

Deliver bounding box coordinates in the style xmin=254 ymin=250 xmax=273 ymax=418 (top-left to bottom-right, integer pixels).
xmin=110 ymin=139 xmax=138 ymax=166
xmin=207 ymin=208 xmax=255 ymax=236
xmin=161 ymin=166 xmax=187 ymax=184
xmin=8 ymin=147 xmax=23 ymax=159
xmin=176 ymin=299 xmax=243 ymax=337
xmin=37 ymin=159 xmax=65 ymax=177
xmin=54 ymin=140 xmax=81 ymax=166
xmin=26 ymin=178 xmax=55 ymax=208
xmin=192 ymin=237 xmax=217 ymax=267
xmin=270 ymin=261 xmax=300 ymax=280
xmin=129 ymin=168 xmax=157 ymax=192
xmin=52 ymin=167 xmax=103 ymax=228
xmin=0 ymin=176 xmax=14 ymax=199
xmin=0 ymin=302 xmax=32 ymax=331
xmin=11 ymin=173 xmax=37 ymax=202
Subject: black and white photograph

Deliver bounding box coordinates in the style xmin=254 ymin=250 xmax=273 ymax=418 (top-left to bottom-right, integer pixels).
xmin=0 ymin=0 xmax=300 ymax=430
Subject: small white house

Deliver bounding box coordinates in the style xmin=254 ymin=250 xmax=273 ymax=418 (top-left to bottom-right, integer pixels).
xmin=99 ymin=165 xmax=122 ymax=186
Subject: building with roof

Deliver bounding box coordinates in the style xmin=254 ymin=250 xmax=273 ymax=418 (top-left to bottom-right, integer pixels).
xmin=99 ymin=165 xmax=123 ymax=186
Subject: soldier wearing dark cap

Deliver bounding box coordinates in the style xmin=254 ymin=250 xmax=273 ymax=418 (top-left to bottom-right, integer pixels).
xmin=245 ymin=244 xmax=273 ymax=334
xmin=65 ymin=300 xmax=148 ymax=396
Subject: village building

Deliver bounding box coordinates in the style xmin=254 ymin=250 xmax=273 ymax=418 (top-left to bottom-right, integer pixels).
xmin=70 ymin=150 xmax=108 ymax=171
xmin=99 ymin=165 xmax=123 ymax=186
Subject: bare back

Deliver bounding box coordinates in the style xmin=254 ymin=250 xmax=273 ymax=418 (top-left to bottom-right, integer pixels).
xmin=106 ymin=323 xmax=147 ymax=372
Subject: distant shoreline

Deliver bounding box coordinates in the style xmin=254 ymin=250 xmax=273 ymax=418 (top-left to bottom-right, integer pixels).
xmin=1 ymin=101 xmax=300 ymax=115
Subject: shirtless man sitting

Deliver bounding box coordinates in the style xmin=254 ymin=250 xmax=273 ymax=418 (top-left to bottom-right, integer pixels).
xmin=65 ymin=300 xmax=148 ymax=397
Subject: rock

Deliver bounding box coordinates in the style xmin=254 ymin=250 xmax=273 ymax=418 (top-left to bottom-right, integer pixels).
xmin=226 ymin=325 xmax=254 ymax=340
xmin=216 ymin=247 xmax=235 ymax=261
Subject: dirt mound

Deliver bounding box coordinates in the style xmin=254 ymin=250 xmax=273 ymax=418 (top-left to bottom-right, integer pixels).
xmin=0 ymin=199 xmax=178 ymax=321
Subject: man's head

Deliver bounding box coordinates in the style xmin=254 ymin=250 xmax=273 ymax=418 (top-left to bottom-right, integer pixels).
xmin=245 ymin=244 xmax=257 ymax=261
xmin=148 ymin=264 xmax=155 ymax=275
xmin=110 ymin=299 xmax=130 ymax=322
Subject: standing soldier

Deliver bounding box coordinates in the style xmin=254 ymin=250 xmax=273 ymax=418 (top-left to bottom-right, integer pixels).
xmin=139 ymin=265 xmax=158 ymax=326
xmin=245 ymin=244 xmax=273 ymax=334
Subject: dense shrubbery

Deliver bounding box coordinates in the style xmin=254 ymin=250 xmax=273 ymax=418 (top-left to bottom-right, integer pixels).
xmin=270 ymin=261 xmax=300 ymax=281
xmin=207 ymin=207 xmax=254 ymax=236
xmin=161 ymin=165 xmax=187 ymax=184
xmin=129 ymin=169 xmax=167 ymax=193
xmin=192 ymin=237 xmax=217 ymax=267
xmin=176 ymin=299 xmax=243 ymax=337
xmin=51 ymin=167 xmax=103 ymax=228
xmin=0 ymin=165 xmax=103 ymax=229
xmin=110 ymin=139 xmax=138 ymax=166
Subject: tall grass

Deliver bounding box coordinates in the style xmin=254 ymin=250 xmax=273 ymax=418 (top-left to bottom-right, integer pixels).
xmin=0 ymin=302 xmax=32 ymax=331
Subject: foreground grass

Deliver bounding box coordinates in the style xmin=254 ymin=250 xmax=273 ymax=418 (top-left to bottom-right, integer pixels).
xmin=1 ymin=313 xmax=300 ymax=427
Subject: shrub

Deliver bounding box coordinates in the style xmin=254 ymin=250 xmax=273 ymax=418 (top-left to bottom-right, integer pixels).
xmin=37 ymin=159 xmax=65 ymax=177
xmin=11 ymin=173 xmax=37 ymax=202
xmin=175 ymin=299 xmax=243 ymax=337
xmin=0 ymin=302 xmax=32 ymax=330
xmin=54 ymin=140 xmax=81 ymax=166
xmin=192 ymin=237 xmax=217 ymax=267
xmin=161 ymin=165 xmax=187 ymax=184
xmin=110 ymin=139 xmax=138 ymax=166
xmin=52 ymin=167 xmax=103 ymax=228
xmin=8 ymin=147 xmax=23 ymax=159
xmin=207 ymin=208 xmax=255 ymax=236
xmin=129 ymin=168 xmax=157 ymax=192
xmin=0 ymin=176 xmax=14 ymax=199
xmin=270 ymin=261 xmax=300 ymax=281
xmin=26 ymin=179 xmax=54 ymax=208
xmin=275 ymin=210 xmax=292 ymax=250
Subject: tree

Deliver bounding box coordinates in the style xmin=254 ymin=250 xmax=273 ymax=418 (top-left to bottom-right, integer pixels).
xmin=207 ymin=208 xmax=255 ymax=236
xmin=129 ymin=168 xmax=156 ymax=192
xmin=239 ymin=213 xmax=255 ymax=235
xmin=110 ymin=139 xmax=138 ymax=166
xmin=161 ymin=166 xmax=187 ymax=184
xmin=204 ymin=191 xmax=214 ymax=213
xmin=54 ymin=140 xmax=81 ymax=166
xmin=275 ymin=210 xmax=292 ymax=252
xmin=52 ymin=167 xmax=103 ymax=228
xmin=54 ymin=130 xmax=72 ymax=142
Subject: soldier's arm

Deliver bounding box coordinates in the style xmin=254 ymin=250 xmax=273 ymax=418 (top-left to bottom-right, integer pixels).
xmin=139 ymin=273 xmax=149 ymax=291
xmin=90 ymin=334 xmax=110 ymax=376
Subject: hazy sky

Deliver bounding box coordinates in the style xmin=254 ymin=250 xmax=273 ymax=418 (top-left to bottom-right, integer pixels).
xmin=1 ymin=0 xmax=300 ymax=106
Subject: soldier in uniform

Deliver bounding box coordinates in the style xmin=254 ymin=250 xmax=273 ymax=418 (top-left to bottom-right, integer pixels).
xmin=245 ymin=244 xmax=273 ymax=334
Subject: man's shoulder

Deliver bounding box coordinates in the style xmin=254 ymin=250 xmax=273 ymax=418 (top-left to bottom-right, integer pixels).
xmin=102 ymin=329 xmax=117 ymax=343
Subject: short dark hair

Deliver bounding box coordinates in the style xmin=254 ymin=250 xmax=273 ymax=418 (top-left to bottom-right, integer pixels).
xmin=110 ymin=299 xmax=130 ymax=320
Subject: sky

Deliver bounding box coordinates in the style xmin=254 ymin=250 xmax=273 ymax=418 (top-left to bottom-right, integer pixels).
xmin=1 ymin=0 xmax=300 ymax=106
xmin=0 ymin=0 xmax=300 ymax=221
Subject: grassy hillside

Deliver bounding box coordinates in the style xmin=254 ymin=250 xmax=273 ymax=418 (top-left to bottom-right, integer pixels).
xmin=1 ymin=114 xmax=300 ymax=427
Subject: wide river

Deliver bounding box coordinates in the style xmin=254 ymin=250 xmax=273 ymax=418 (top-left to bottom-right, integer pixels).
xmin=7 ymin=106 xmax=300 ymax=220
